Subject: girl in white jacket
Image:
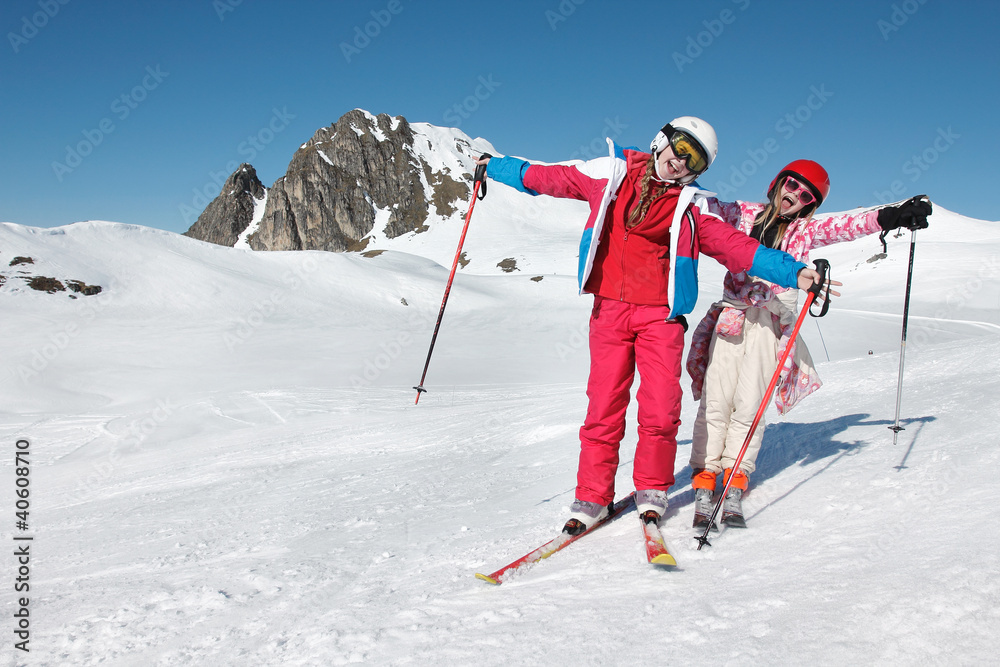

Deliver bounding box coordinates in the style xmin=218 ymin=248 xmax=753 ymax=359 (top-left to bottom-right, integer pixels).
xmin=685 ymin=160 xmax=932 ymax=528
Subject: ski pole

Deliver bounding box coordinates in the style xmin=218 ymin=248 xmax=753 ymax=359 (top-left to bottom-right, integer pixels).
xmin=889 ymin=228 xmax=918 ymax=444
xmin=413 ymin=154 xmax=491 ymax=404
xmin=696 ymin=259 xmax=831 ymax=550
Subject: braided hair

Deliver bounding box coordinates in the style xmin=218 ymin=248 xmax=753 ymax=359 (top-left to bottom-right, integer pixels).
xmin=627 ymin=154 xmax=663 ymax=227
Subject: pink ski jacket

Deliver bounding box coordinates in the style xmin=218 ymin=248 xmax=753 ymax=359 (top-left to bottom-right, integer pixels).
xmin=686 ymin=200 xmax=882 ymax=414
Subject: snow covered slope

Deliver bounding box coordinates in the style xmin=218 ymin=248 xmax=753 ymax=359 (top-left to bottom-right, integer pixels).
xmin=1 ymin=193 xmax=998 ymax=664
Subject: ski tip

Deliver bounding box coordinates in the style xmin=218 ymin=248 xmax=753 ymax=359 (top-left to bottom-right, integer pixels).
xmin=650 ymin=554 xmax=677 ymax=567
xmin=475 ymin=573 xmax=501 ymax=585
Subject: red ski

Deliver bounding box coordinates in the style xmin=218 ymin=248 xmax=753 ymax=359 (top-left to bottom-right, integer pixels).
xmin=475 ymin=493 xmax=635 ymax=585
xmin=640 ymin=516 xmax=677 ymax=567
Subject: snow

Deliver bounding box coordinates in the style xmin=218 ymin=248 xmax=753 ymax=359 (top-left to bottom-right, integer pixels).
xmin=408 ymin=122 xmax=496 ymax=177
xmin=372 ymin=203 xmax=392 ymax=238
xmin=316 ymin=149 xmax=334 ymax=166
xmin=358 ymin=109 xmax=388 ymax=142
xmin=235 ymin=191 xmax=268 ymax=250
xmin=2 ymin=189 xmax=999 ymax=663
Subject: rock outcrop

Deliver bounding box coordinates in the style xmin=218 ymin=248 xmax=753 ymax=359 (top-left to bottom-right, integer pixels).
xmin=1 ymin=256 xmax=102 ymax=297
xmin=184 ymin=109 xmax=473 ymax=253
xmin=182 ymin=164 xmax=265 ymax=247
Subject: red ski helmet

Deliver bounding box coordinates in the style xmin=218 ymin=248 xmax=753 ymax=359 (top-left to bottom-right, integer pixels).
xmin=768 ymin=160 xmax=830 ymax=206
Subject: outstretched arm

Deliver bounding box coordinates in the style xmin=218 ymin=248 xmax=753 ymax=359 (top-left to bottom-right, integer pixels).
xmin=806 ymin=208 xmax=882 ymax=249
xmin=696 ymin=204 xmax=809 ymax=289
xmin=697 ymin=207 xmax=842 ymax=294
xmin=807 ymin=196 xmax=932 ymax=249
xmin=476 ymin=154 xmax=605 ymax=202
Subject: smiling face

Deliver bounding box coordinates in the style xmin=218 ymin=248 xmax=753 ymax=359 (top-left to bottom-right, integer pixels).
xmin=777 ymin=177 xmax=815 ymax=216
xmin=656 ymin=144 xmax=693 ymax=182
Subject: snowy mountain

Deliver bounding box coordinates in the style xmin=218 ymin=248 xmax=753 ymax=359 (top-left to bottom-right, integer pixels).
xmin=183 ymin=164 xmax=267 ymax=249
xmin=2 ymin=152 xmax=999 ymax=662
xmin=185 ymin=109 xmax=509 ymax=259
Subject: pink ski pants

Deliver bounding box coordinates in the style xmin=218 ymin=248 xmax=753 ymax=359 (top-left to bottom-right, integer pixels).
xmin=576 ymin=297 xmax=686 ymax=506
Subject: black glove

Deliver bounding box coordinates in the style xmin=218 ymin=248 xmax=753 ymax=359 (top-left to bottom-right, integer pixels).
xmin=877 ymin=196 xmax=932 ymax=231
xmin=474 ymin=153 xmax=493 ymax=200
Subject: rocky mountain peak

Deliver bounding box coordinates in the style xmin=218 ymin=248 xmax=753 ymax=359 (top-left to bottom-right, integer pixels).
xmin=184 ymin=109 xmax=475 ymax=253
xmin=183 ymin=164 xmax=265 ymax=248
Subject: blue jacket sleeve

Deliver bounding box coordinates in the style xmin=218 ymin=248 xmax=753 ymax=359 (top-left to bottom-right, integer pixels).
xmin=485 ymin=156 xmax=540 ymax=196
xmin=750 ymin=247 xmax=807 ymax=289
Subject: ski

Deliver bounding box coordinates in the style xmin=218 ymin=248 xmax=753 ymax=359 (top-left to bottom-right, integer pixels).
xmin=640 ymin=514 xmax=677 ymax=567
xmin=475 ymin=493 xmax=635 ymax=585
xmin=693 ymin=514 xmax=718 ymax=531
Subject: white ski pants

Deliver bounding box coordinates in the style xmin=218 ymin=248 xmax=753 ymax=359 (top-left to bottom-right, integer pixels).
xmin=690 ymin=306 xmax=781 ymax=476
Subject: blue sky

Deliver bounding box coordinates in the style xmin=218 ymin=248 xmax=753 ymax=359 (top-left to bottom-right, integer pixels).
xmin=2 ymin=0 xmax=997 ymax=234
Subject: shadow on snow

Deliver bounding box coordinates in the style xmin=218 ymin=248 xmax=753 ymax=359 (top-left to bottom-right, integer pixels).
xmin=663 ymin=413 xmax=936 ymax=522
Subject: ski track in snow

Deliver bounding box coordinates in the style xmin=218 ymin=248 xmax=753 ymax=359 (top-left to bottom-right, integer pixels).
xmin=1 ymin=204 xmax=999 ymax=664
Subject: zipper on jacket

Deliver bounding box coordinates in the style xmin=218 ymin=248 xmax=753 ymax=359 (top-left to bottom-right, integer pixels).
xmin=620 ymin=229 xmax=628 ymax=301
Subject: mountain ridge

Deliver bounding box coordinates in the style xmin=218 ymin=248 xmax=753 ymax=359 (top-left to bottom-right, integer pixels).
xmin=184 ymin=109 xmax=495 ymax=254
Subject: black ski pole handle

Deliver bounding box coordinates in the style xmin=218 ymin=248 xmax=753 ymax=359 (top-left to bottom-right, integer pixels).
xmin=474 ymin=152 xmax=492 ymax=200
xmin=808 ymin=258 xmax=831 ymax=318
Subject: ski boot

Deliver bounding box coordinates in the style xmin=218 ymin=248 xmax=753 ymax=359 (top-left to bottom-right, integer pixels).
xmin=636 ymin=489 xmax=668 ymax=525
xmin=693 ymin=488 xmax=718 ymax=531
xmin=721 ymin=468 xmax=749 ymax=528
xmin=691 ymin=469 xmax=718 ymax=530
xmin=721 ymin=488 xmax=747 ymax=528
xmin=563 ymin=499 xmax=610 ymax=536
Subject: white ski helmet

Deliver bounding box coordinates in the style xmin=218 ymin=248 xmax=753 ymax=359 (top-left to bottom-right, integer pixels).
xmin=650 ymin=116 xmax=719 ymax=176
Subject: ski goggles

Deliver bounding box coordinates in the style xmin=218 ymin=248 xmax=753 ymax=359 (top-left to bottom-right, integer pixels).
xmin=783 ymin=176 xmax=816 ymax=205
xmin=665 ymin=128 xmax=709 ymax=174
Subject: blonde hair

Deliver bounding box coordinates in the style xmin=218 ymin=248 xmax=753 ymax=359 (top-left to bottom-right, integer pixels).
xmin=627 ymin=154 xmax=661 ymax=227
xmin=752 ymin=176 xmax=817 ymax=248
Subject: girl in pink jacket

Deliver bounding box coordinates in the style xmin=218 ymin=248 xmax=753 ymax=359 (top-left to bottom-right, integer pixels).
xmin=685 ymin=160 xmax=932 ymax=528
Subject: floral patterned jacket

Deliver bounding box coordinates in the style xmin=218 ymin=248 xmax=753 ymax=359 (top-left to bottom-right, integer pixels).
xmin=686 ymin=200 xmax=881 ymax=414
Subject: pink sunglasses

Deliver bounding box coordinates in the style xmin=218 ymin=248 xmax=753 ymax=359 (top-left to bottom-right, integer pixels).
xmin=784 ymin=177 xmax=816 ymax=205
